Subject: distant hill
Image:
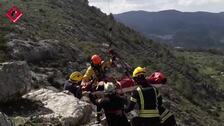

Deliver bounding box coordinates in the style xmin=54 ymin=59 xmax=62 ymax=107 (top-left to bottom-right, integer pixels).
xmin=114 ymin=10 xmax=224 ymax=48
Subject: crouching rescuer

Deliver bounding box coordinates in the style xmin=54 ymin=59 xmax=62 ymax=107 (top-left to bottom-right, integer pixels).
xmin=64 ymin=71 xmax=83 ymax=99
xmin=89 ymin=82 xmax=130 ymax=126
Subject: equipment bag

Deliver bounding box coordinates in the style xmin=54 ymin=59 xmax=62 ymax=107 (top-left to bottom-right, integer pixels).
xmin=146 ymin=72 xmax=167 ymax=84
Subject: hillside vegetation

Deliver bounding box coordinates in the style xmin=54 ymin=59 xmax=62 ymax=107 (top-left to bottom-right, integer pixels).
xmin=175 ymin=48 xmax=224 ymax=122
xmin=0 ymin=0 xmax=223 ymax=125
xmin=175 ymin=48 xmax=224 ymax=93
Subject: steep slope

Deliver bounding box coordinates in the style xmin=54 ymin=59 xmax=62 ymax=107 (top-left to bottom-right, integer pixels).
xmin=114 ymin=10 xmax=224 ymax=48
xmin=175 ymin=49 xmax=224 ymax=90
xmin=174 ymin=49 xmax=224 ymax=123
xmin=0 ymin=0 xmax=223 ymax=125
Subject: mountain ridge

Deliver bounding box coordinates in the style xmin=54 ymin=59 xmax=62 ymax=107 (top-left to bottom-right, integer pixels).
xmin=119 ymin=9 xmax=224 ymax=14
xmin=114 ymin=10 xmax=224 ymax=48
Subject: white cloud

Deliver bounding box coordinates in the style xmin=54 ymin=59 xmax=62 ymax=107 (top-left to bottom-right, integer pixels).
xmin=88 ymin=0 xmax=224 ymax=14
xmin=177 ymin=0 xmax=222 ymax=6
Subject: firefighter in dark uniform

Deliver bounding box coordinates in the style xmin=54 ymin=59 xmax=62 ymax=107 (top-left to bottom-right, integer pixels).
xmin=125 ymin=66 xmax=161 ymax=126
xmin=89 ymin=82 xmax=130 ymax=126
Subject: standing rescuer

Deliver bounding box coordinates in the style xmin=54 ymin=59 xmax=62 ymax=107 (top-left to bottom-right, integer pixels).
xmin=89 ymin=82 xmax=130 ymax=126
xmin=82 ymin=54 xmax=113 ymax=90
xmin=125 ymin=66 xmax=161 ymax=126
xmin=82 ymin=54 xmax=113 ymax=123
xmin=64 ymin=71 xmax=83 ymax=99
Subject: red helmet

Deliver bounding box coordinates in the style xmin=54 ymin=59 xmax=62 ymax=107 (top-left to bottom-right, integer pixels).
xmin=91 ymin=54 xmax=102 ymax=65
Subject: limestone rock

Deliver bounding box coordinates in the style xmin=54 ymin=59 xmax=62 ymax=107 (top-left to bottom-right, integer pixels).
xmin=0 ymin=61 xmax=31 ymax=103
xmin=24 ymin=88 xmax=92 ymax=126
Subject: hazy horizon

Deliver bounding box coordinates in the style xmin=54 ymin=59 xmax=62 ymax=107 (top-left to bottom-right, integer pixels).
xmin=88 ymin=0 xmax=224 ymax=14
xmin=115 ymin=9 xmax=224 ymax=14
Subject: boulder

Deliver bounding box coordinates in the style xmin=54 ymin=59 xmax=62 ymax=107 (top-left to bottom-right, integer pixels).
xmin=0 ymin=112 xmax=15 ymax=126
xmin=24 ymin=88 xmax=92 ymax=126
xmin=47 ymin=69 xmax=66 ymax=89
xmin=31 ymin=67 xmax=66 ymax=89
xmin=7 ymin=39 xmax=60 ymax=62
xmin=0 ymin=61 xmax=31 ymax=103
xmin=7 ymin=39 xmax=85 ymax=63
xmin=31 ymin=71 xmax=51 ymax=88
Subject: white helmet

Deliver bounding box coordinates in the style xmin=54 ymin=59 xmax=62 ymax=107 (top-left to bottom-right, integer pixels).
xmin=104 ymin=82 xmax=116 ymax=93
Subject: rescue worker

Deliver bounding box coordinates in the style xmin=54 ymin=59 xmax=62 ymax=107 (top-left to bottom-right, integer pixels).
xmin=82 ymin=54 xmax=113 ymax=86
xmin=82 ymin=54 xmax=113 ymax=123
xmin=125 ymin=67 xmax=161 ymax=126
xmin=64 ymin=71 xmax=83 ymax=99
xmin=89 ymin=82 xmax=130 ymax=126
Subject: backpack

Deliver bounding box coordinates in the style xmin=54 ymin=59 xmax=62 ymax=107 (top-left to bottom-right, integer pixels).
xmin=146 ymin=72 xmax=167 ymax=84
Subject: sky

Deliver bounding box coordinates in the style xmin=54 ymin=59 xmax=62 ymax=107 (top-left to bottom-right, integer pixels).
xmin=88 ymin=0 xmax=224 ymax=14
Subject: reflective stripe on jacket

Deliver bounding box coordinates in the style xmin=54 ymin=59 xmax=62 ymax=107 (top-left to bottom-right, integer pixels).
xmin=136 ymin=86 xmax=160 ymax=118
xmin=160 ymin=109 xmax=173 ymax=123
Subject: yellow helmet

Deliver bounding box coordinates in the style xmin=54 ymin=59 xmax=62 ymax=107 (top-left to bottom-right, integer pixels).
xmin=69 ymin=71 xmax=83 ymax=82
xmin=104 ymin=82 xmax=116 ymax=93
xmin=132 ymin=66 xmax=146 ymax=77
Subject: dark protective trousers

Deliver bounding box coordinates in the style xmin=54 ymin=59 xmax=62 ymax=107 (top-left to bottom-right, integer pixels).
xmin=106 ymin=113 xmax=130 ymax=126
xmin=131 ymin=117 xmax=160 ymax=126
